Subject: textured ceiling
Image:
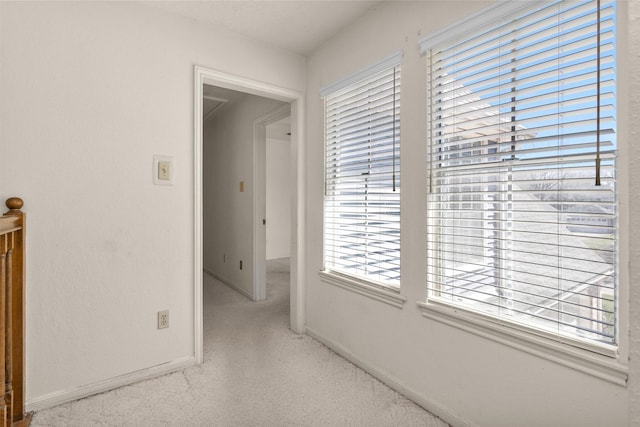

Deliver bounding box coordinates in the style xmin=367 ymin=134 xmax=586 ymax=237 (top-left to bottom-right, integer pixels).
xmin=150 ymin=0 xmax=382 ymax=55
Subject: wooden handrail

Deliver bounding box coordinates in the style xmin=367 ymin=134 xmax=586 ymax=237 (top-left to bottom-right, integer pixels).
xmin=0 ymin=198 xmax=30 ymax=426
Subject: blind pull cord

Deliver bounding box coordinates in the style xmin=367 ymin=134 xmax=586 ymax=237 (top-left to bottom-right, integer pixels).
xmin=428 ymin=50 xmax=434 ymax=194
xmin=393 ymin=66 xmax=398 ymax=192
xmin=596 ymin=0 xmax=602 ymax=186
xmin=324 ymin=102 xmax=329 ymax=196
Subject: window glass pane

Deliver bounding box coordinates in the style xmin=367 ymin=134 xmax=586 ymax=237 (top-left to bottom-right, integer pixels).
xmin=325 ymin=65 xmax=401 ymax=287
xmin=427 ymin=0 xmax=616 ymax=346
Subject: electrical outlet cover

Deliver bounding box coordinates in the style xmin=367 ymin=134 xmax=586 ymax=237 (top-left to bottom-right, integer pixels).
xmin=158 ymin=310 xmax=169 ymax=329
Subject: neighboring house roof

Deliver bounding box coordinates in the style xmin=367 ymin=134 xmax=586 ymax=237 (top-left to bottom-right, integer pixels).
xmin=444 ymin=181 xmax=614 ymax=341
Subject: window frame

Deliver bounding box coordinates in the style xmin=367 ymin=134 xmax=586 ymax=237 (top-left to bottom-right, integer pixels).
xmin=319 ymin=52 xmax=405 ymax=306
xmin=418 ymin=0 xmax=628 ymax=385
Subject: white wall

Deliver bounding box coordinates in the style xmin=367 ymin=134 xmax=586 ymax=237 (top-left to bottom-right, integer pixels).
xmin=203 ymin=95 xmax=287 ymax=297
xmin=266 ymin=135 xmax=292 ymax=260
xmin=0 ymin=1 xmax=304 ymax=407
xmin=305 ymin=2 xmax=635 ymax=426
xmin=627 ymin=0 xmax=640 ymax=424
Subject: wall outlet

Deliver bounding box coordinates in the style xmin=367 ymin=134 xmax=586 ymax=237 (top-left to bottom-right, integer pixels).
xmin=158 ymin=310 xmax=169 ymax=329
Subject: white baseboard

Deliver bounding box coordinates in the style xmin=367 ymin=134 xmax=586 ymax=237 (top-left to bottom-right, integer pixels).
xmin=26 ymin=356 xmax=195 ymax=412
xmin=204 ymin=269 xmax=253 ymax=301
xmin=305 ymin=327 xmax=476 ymax=427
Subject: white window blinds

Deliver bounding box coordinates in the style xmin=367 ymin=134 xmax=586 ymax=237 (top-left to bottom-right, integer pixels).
xmin=323 ymin=55 xmax=401 ymax=287
xmin=423 ymin=0 xmax=617 ymax=348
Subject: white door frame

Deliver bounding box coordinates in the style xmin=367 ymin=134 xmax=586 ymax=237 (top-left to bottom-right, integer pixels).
xmin=253 ymin=105 xmax=292 ymax=302
xmin=193 ymin=66 xmax=306 ymax=363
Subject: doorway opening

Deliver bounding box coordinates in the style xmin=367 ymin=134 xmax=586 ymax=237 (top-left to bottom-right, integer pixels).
xmin=254 ymin=106 xmax=291 ymax=301
xmin=265 ymin=117 xmax=293 ymax=262
xmin=193 ymin=66 xmax=305 ymax=364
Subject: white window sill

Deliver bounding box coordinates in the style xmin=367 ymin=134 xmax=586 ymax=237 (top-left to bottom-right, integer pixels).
xmin=417 ymin=300 xmax=628 ymax=386
xmin=319 ymin=270 xmax=407 ymax=308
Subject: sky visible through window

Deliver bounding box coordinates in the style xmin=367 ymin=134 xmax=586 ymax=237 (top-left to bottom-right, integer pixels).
xmin=427 ymin=0 xmax=617 ymax=346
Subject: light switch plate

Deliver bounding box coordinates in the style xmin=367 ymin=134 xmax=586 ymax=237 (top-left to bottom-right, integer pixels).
xmin=153 ymin=155 xmax=174 ymax=186
xmin=158 ymin=161 xmax=171 ymax=180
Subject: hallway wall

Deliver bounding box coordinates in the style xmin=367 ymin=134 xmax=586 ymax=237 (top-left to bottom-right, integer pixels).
xmin=0 ymin=1 xmax=304 ymax=408
xmin=266 ymin=135 xmax=292 ymax=260
xmin=203 ymin=95 xmax=287 ymax=297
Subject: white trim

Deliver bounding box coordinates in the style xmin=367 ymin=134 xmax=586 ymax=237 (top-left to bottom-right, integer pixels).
xmin=253 ymin=105 xmax=291 ymax=302
xmin=418 ymin=301 xmax=628 ymax=386
xmin=199 ymin=68 xmax=295 ymax=103
xmin=194 ymin=68 xmax=204 ymax=364
xmin=204 ymin=269 xmax=254 ymax=301
xmin=253 ymin=119 xmax=267 ymax=301
xmin=417 ymin=0 xmax=553 ymax=53
xmin=305 ymin=327 xmax=477 ymax=427
xmin=320 ymin=51 xmax=403 ymax=98
xmin=319 ymin=271 xmax=406 ymax=309
xmin=26 ymin=356 xmax=195 ymax=412
xmin=290 ymin=98 xmax=306 ymax=333
xmin=194 ymin=66 xmax=306 ymax=345
xmin=613 ymin=0 xmax=629 ymax=369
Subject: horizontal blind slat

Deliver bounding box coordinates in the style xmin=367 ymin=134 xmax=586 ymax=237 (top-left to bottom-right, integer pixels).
xmin=427 ymin=0 xmax=617 ymax=346
xmin=325 ymin=62 xmax=401 ymax=287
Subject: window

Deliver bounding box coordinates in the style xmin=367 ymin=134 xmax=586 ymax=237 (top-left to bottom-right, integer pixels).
xmin=322 ymin=53 xmax=401 ymax=289
xmin=423 ymin=1 xmax=617 ymax=352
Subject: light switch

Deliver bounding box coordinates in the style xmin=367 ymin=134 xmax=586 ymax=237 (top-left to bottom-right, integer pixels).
xmin=239 ymin=181 xmax=244 ymax=192
xmin=158 ymin=161 xmax=171 ymax=180
xmin=153 ymin=155 xmax=174 ymax=186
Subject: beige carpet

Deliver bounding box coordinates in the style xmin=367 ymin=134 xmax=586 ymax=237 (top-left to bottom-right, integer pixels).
xmin=31 ymin=258 xmax=448 ymax=426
